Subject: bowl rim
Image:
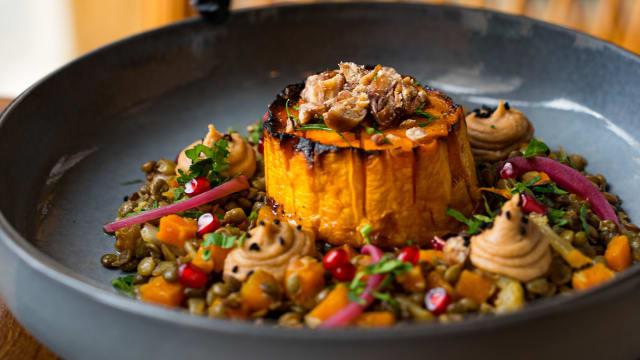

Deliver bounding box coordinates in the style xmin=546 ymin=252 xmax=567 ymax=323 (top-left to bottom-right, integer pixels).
xmin=2 ymin=1 xmax=640 ymax=340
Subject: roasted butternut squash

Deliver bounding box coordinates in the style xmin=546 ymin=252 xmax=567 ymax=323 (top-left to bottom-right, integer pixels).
xmin=139 ymin=276 xmax=184 ymax=307
xmin=605 ymin=235 xmax=632 ymax=272
xmin=263 ymin=84 xmax=479 ymax=248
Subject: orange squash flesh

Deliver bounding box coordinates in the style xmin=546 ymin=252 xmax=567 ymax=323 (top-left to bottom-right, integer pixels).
xmin=263 ymin=84 xmax=479 ymax=248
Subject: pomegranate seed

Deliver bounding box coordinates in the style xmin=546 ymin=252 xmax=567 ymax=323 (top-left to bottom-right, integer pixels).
xmin=397 ymin=245 xmax=420 ymax=265
xmin=500 ymin=162 xmax=516 ymax=179
xmin=258 ymin=137 xmax=264 ymax=155
xmin=197 ymin=213 xmax=220 ymax=238
xmin=178 ymin=263 xmax=209 ymax=288
xmin=520 ymin=193 xmax=546 ymax=214
xmin=430 ymin=236 xmax=446 ymax=250
xmin=332 ymin=262 xmax=356 ymax=282
xmin=323 ymin=248 xmax=350 ymax=271
xmin=262 ymin=111 xmax=269 ymax=123
xmin=425 ymin=287 xmax=451 ymax=315
xmin=184 ymin=176 xmax=210 ymax=197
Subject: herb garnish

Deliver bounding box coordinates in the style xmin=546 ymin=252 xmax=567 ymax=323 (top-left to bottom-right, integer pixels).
xmin=373 ymin=71 xmax=379 ymax=82
xmin=482 ymin=195 xmax=496 ymax=218
xmin=111 ymin=275 xmax=135 ymax=294
xmin=523 ymin=138 xmax=550 ymax=158
xmin=176 ymin=141 xmax=230 ymax=187
xmin=445 ymin=207 xmax=492 ymax=235
xmin=359 ymin=224 xmax=372 ymax=244
xmin=365 ymin=126 xmax=375 ymax=135
xmin=548 ymin=208 xmax=568 ymax=226
xmin=579 ymin=205 xmax=591 ymax=240
xmin=414 ymin=103 xmax=440 ymax=121
xmin=182 ymin=211 xmax=204 ymax=219
xmin=248 ymin=211 xmax=258 ymax=220
xmin=418 ymin=121 xmax=432 ymax=127
xmin=246 ymin=118 xmax=264 ymax=145
xmin=285 ymin=99 xmax=300 ymax=124
xmin=370 ymin=122 xmax=392 ymax=145
xmin=173 ymin=187 xmax=186 ymax=202
xmin=347 ymin=254 xmax=412 ymax=306
xmin=298 ymin=123 xmax=349 ymax=143
xmin=201 ymin=232 xmax=246 ymax=260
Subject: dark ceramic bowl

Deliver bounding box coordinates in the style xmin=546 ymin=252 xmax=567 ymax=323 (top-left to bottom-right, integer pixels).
xmin=2 ymin=3 xmax=640 ymax=359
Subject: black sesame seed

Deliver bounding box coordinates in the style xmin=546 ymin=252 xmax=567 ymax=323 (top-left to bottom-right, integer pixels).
xmin=123 ymin=195 xmax=129 ymax=201
xmin=245 ymin=232 xmax=252 ymax=238
xmin=247 ymin=270 xmax=254 ymax=277
xmin=520 ymin=226 xmax=526 ymax=235
xmin=506 ymin=211 xmax=511 ymax=220
xmin=296 ymin=225 xmax=302 ymax=230
xmin=496 ymin=208 xmax=502 ymax=215
xmin=504 ymin=102 xmax=510 ymax=110
xmin=232 ymin=265 xmax=238 ymax=273
xmin=274 ymin=219 xmax=280 ymax=225
xmin=279 ymin=237 xmax=285 ymax=246
xmin=463 ymin=238 xmax=470 ymax=247
xmin=522 ymin=216 xmax=529 ymax=224
xmin=488 ymin=221 xmax=494 ymax=229
xmin=259 ymin=221 xmax=265 ymax=226
xmin=517 ymin=196 xmax=522 ymax=206
xmin=249 ymin=243 xmax=261 ymax=251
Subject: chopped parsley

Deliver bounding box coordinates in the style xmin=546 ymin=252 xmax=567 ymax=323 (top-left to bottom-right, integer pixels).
xmin=414 ymin=103 xmax=440 ymax=121
xmin=201 ymin=232 xmax=246 ymax=260
xmin=373 ymin=71 xmax=379 ymax=82
xmin=445 ymin=207 xmax=492 ymax=235
xmin=523 ymin=138 xmax=550 ymax=158
xmin=111 ymin=275 xmax=135 ymax=295
xmin=365 ymin=126 xmax=376 ymax=135
xmin=413 ymin=80 xmax=422 ymax=87
xmin=418 ymin=121 xmax=431 ymax=127
xmin=359 ymin=224 xmax=372 ymax=244
xmin=173 ymin=187 xmax=186 ymax=202
xmin=176 ymin=140 xmax=230 ymax=187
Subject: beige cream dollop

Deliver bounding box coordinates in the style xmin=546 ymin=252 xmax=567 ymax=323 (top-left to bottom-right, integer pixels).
xmin=466 ymin=100 xmax=534 ymax=162
xmin=470 ymin=195 xmax=551 ymax=282
xmin=176 ymin=125 xmax=256 ymax=179
xmin=223 ymin=221 xmax=316 ymax=282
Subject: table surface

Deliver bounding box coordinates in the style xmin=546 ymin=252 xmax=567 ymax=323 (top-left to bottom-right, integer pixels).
xmin=0 ymin=98 xmax=59 ymax=360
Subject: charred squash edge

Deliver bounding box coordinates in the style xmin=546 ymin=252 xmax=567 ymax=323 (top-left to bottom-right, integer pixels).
xmin=263 ymin=82 xmax=463 ymax=165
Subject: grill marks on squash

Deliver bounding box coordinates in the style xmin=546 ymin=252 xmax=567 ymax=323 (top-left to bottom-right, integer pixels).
xmin=263 ymin=84 xmax=479 ymax=248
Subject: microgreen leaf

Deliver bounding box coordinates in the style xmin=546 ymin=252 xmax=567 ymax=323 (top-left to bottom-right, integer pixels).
xmin=201 ymin=233 xmax=240 ymax=260
xmin=418 ymin=121 xmax=432 ymax=127
xmin=482 ymin=195 xmax=495 ymax=218
xmin=414 ymin=103 xmax=440 ymax=120
xmin=111 ymin=275 xmax=135 ymax=295
xmin=364 ymin=255 xmax=412 ymax=276
xmin=370 ymin=122 xmax=392 ymax=145
xmin=548 ymin=208 xmax=568 ymax=226
xmin=445 ymin=207 xmax=490 ymax=235
xmin=523 ymin=138 xmax=550 ymax=158
xmin=248 ymin=211 xmax=258 ymax=220
xmin=298 ymin=123 xmax=349 ymax=143
xmin=285 ymin=99 xmax=300 ymax=124
xmin=360 ymin=224 xmax=372 ymax=245
xmin=579 ymin=205 xmax=591 ymax=240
